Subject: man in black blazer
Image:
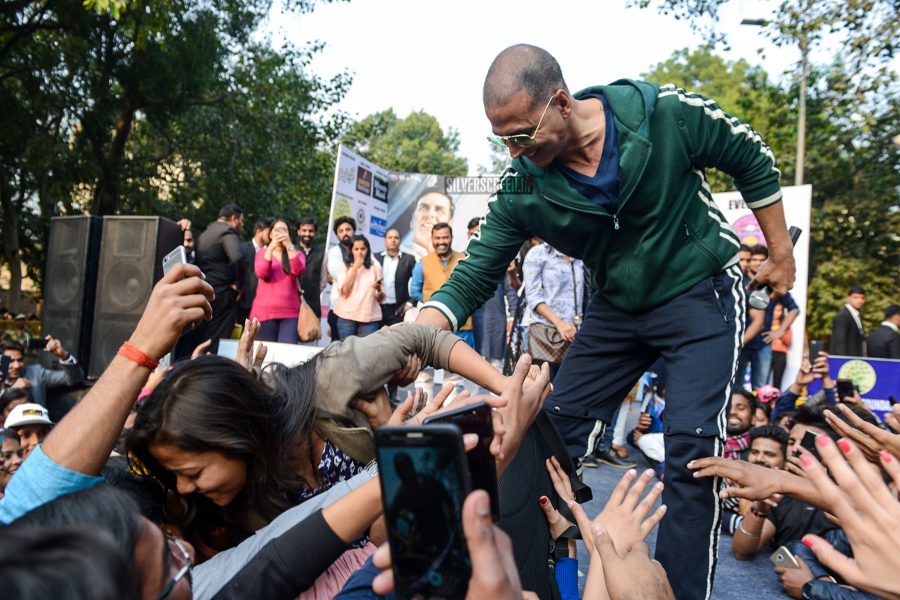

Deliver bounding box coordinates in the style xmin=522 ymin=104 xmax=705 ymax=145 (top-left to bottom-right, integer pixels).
xmin=867 ymin=304 xmax=900 ymax=359
xmin=375 ymin=228 xmax=416 ymax=326
xmin=830 ymin=286 xmax=867 ymax=356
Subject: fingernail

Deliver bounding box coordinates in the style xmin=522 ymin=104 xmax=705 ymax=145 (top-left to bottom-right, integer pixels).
xmin=837 ymin=439 xmax=851 ymax=453
xmin=475 ymin=492 xmax=490 ymax=517
xmin=816 ymin=435 xmax=829 ymax=447
xmin=655 ymin=482 xmax=664 ymax=490
xmin=539 ymin=496 xmax=549 ymax=506
xmin=627 ymin=469 xmax=637 ymax=477
xmin=463 ymin=433 xmax=478 ymax=445
xmin=687 ymin=460 xmax=695 ymax=467
xmin=802 ymin=538 xmax=813 ymax=549
xmin=881 ymin=450 xmax=893 ymax=463
xmin=660 ymin=504 xmax=667 ymax=512
xmin=644 ymin=468 xmax=654 ymax=477
xmin=800 ymin=454 xmax=813 ymax=467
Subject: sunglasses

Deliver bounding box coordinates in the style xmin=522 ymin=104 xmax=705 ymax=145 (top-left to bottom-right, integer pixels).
xmin=487 ymin=93 xmax=557 ymax=148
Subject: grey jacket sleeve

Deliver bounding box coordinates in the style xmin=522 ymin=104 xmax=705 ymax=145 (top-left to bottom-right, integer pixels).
xmin=314 ymin=324 xmax=461 ymax=420
xmin=25 ymin=363 xmax=84 ymax=407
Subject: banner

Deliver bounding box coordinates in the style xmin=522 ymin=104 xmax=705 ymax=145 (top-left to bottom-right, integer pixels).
xmin=808 ymin=356 xmax=900 ymax=421
xmin=325 ymin=145 xmax=391 ymax=254
xmin=713 ymin=185 xmax=813 ymax=387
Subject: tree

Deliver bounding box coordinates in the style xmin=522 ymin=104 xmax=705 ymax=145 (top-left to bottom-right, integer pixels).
xmin=342 ymin=109 xmax=468 ymax=175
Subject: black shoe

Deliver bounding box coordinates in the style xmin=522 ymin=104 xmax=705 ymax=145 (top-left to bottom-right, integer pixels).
xmin=593 ymin=448 xmax=637 ymax=469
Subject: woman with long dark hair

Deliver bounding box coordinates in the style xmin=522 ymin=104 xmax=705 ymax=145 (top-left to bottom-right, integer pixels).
xmin=333 ymin=234 xmax=384 ymax=339
xmin=251 ymin=218 xmax=305 ymax=343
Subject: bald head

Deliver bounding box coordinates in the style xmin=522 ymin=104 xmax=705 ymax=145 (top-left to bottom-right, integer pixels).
xmin=483 ymin=44 xmax=567 ymax=110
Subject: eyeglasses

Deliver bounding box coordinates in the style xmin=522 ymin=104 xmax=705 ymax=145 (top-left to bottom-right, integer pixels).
xmin=156 ymin=534 xmax=192 ymax=600
xmin=487 ymin=93 xmax=557 ymax=148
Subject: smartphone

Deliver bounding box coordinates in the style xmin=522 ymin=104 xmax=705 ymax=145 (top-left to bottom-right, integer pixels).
xmin=375 ymin=425 xmax=472 ymax=600
xmin=424 ymin=401 xmax=499 ymax=520
xmin=809 ymin=340 xmax=825 ymax=360
xmin=799 ymin=429 xmax=821 ymax=461
xmin=27 ymin=337 xmax=47 ymax=351
xmin=836 ymin=379 xmax=856 ymax=401
xmin=0 ymin=355 xmax=9 ymax=382
xmin=771 ymin=545 xmax=800 ymax=569
xmin=162 ymin=245 xmax=187 ymax=276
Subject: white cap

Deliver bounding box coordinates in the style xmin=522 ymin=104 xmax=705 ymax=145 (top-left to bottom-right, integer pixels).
xmin=4 ymin=403 xmax=52 ymax=429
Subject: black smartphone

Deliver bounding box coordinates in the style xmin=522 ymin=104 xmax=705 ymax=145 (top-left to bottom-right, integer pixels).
xmin=0 ymin=355 xmax=9 ymax=381
xmin=836 ymin=379 xmax=856 ymax=401
xmin=809 ymin=340 xmax=825 ymax=360
xmin=424 ymin=401 xmax=499 ymax=520
xmin=27 ymin=337 xmax=47 ymax=351
xmin=375 ymin=425 xmax=472 ymax=600
xmin=799 ymin=429 xmax=820 ymax=461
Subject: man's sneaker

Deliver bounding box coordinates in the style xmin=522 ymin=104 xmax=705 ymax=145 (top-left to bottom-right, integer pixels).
xmin=593 ymin=448 xmax=637 ymax=469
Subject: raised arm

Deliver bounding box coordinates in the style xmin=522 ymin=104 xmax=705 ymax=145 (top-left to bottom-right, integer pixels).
xmin=41 ymin=264 xmax=214 ymax=475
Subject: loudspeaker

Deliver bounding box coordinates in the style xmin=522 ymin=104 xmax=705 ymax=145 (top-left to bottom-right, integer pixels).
xmin=88 ymin=216 xmax=182 ymax=378
xmin=41 ymin=216 xmax=103 ymax=374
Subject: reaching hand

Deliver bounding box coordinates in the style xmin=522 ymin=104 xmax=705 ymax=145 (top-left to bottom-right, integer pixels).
xmin=129 ymin=263 xmax=214 ymax=360
xmin=235 ymin=318 xmax=267 ymax=370
xmin=44 ymin=335 xmax=69 ymax=360
xmin=797 ymin=437 xmax=900 ymax=600
xmin=592 ymin=522 xmax=675 ymax=600
xmin=824 ymin=403 xmax=900 ymax=463
xmin=689 ymin=457 xmax=786 ymax=502
xmin=190 ymin=339 xmax=212 ymax=360
xmin=387 ymin=354 xmax=422 ymax=387
xmin=538 ymin=495 xmax=574 ymax=541
xmin=568 ymin=468 xmax=666 ymax=556
xmin=495 ymin=354 xmax=551 ymax=474
xmin=349 ymin=387 xmax=394 ymax=429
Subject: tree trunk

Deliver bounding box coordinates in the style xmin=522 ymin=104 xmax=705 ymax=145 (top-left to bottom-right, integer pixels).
xmin=91 ymin=96 xmax=138 ymax=215
xmin=0 ymin=172 xmax=22 ymax=313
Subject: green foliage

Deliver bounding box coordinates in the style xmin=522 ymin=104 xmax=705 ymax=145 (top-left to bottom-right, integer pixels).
xmin=342 ymin=109 xmax=468 ymax=176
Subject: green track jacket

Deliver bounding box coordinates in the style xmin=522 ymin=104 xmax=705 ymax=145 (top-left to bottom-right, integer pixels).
xmin=424 ymin=79 xmax=783 ymax=329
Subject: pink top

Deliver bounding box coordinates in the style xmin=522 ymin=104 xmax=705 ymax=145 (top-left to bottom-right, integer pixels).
xmin=250 ymin=248 xmax=306 ymax=321
xmin=334 ymin=261 xmax=383 ymax=323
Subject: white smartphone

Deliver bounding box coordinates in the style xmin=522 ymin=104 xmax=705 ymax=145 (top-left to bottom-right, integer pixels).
xmin=770 ymin=545 xmax=800 ymax=569
xmin=162 ymin=245 xmax=187 ymax=275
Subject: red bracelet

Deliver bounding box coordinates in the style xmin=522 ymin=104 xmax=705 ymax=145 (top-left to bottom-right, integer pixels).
xmin=118 ymin=341 xmax=159 ymax=369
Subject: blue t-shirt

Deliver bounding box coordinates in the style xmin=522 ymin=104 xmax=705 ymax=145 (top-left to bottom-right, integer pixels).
xmin=554 ymin=93 xmax=620 ymax=213
xmin=0 ymin=445 xmax=103 ymax=524
xmin=748 ymin=291 xmax=799 ymax=350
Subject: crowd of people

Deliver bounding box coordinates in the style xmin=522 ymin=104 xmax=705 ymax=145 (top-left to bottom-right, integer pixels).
xmin=0 ymin=43 xmax=899 ymax=600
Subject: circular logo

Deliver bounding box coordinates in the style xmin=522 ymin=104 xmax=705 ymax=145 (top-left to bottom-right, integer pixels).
xmin=356 ymin=207 xmax=366 ymax=226
xmin=837 ymin=360 xmax=877 ymax=394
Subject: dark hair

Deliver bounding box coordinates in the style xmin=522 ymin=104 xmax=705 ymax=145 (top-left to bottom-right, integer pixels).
xmin=0 ymin=388 xmax=32 ymax=414
xmin=297 ymin=217 xmax=317 ymax=230
xmin=333 ymin=216 xmax=357 ymax=235
xmin=218 ymin=204 xmax=244 ymax=219
xmin=13 ymin=485 xmax=142 ymax=583
xmin=127 ymin=355 xmax=320 ymax=533
xmin=884 ymin=304 xmax=900 ymax=319
xmin=753 ymin=399 xmax=772 ymax=420
xmin=0 ymin=340 xmax=24 ymax=354
xmin=749 ymin=425 xmax=789 ymax=458
xmin=0 ymin=428 xmax=18 ymax=443
xmin=484 ymin=44 xmax=567 ymax=110
xmin=271 ymin=219 xmax=293 ymax=275
xmin=738 ymin=243 xmax=752 ymax=253
xmin=0 ymin=525 xmax=136 ymax=600
xmin=431 ymin=222 xmax=452 ymax=236
xmin=749 ymin=244 xmax=768 ymax=258
xmin=776 ymin=410 xmax=796 ymax=431
xmin=466 ymin=217 xmax=480 ymax=231
xmin=793 ymin=404 xmax=837 ymax=440
xmin=343 ymin=234 xmax=373 ymax=269
xmin=733 ymin=388 xmax=755 ymax=405
xmin=848 ymin=286 xmax=865 ymax=296
xmin=101 ymin=456 xmax=166 ymax=524
xmin=253 ymin=218 xmax=273 ymax=233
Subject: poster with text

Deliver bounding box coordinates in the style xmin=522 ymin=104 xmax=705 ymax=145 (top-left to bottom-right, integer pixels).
xmin=325 ymin=145 xmax=391 ymax=254
xmin=713 ymin=185 xmax=813 ymax=387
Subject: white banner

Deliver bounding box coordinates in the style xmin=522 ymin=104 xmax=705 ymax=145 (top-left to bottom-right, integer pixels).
xmin=714 ymin=185 xmax=813 ymax=386
xmin=325 ymin=145 xmax=391 ymax=254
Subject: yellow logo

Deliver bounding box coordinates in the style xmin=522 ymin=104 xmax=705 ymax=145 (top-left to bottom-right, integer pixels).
xmin=837 ymin=360 xmax=877 ymax=394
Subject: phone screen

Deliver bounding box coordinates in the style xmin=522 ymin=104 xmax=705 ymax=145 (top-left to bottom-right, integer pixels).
xmin=376 ymin=426 xmax=471 ymax=600
xmin=799 ymin=430 xmax=821 ymax=461
xmin=836 ymin=379 xmax=855 ymax=401
xmin=424 ymin=402 xmax=499 ymax=520
xmin=809 ymin=340 xmax=825 ymax=360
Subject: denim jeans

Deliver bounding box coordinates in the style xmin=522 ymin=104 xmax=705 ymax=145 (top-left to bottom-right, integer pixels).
xmin=335 ymin=317 xmax=380 ymax=340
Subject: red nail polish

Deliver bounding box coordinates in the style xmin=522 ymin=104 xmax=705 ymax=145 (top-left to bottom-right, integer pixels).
xmin=539 ymin=496 xmax=548 ymax=505
xmin=881 ymin=450 xmax=894 ymax=463
xmin=837 ymin=439 xmax=851 ymax=453
xmin=816 ymin=434 xmax=829 ymax=447
xmin=802 ymin=538 xmax=813 ymax=549
xmin=800 ymin=454 xmax=813 ymax=467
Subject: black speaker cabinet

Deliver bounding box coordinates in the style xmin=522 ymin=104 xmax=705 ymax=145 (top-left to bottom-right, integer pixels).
xmin=88 ymin=216 xmax=181 ymax=378
xmin=41 ymin=216 xmax=103 ymax=374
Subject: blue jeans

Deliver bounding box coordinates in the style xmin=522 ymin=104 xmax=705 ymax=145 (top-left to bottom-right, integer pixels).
xmin=257 ymin=318 xmax=299 ymax=344
xmin=738 ymin=343 xmax=772 ymax=389
xmin=336 ymin=317 xmax=380 ymax=340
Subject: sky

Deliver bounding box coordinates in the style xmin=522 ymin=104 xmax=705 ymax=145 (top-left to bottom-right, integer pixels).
xmin=261 ymin=0 xmax=808 ymax=174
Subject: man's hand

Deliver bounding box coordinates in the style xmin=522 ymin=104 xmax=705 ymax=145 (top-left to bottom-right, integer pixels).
xmin=387 ymin=354 xmax=422 ymax=387
xmin=129 ymin=263 xmax=214 ymax=360
xmin=775 ymin=557 xmax=814 ymax=600
xmin=176 ymin=218 xmax=191 ymax=231
xmin=44 ymin=335 xmax=69 ymax=360
xmin=236 ymin=318 xmax=267 ymax=370
xmin=495 ymin=354 xmax=550 ymax=473
xmin=372 ymin=490 xmax=527 ymax=599
xmin=349 ymin=387 xmax=394 ymax=430
xmin=689 ymin=457 xmax=785 ymax=501
xmin=592 ymin=522 xmax=675 ymax=600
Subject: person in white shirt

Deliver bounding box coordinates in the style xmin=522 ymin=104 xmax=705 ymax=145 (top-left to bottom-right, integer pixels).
xmin=325 ymin=217 xmax=357 ymax=341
